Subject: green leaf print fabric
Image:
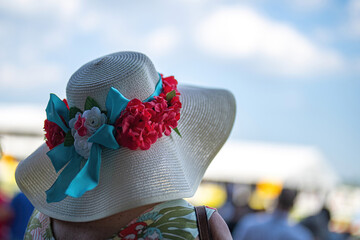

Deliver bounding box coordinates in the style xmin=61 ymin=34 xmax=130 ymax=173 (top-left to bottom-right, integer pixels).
xmin=24 ymin=199 xmax=215 ymax=240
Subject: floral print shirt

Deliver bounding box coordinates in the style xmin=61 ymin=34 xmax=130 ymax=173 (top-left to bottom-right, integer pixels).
xmin=24 ymin=199 xmax=215 ymax=240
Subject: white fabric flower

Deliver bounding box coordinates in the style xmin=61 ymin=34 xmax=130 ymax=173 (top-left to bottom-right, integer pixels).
xmin=73 ymin=132 xmax=92 ymax=159
xmin=82 ymin=107 xmax=107 ymax=135
xmin=68 ymin=107 xmax=106 ymax=158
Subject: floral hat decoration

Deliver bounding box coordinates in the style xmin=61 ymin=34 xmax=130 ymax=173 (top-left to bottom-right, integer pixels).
xmin=43 ymin=73 xmax=181 ymax=203
xmin=15 ymin=51 xmax=236 ymax=222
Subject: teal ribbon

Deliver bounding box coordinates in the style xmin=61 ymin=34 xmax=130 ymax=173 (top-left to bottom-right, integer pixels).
xmin=46 ymin=94 xmax=69 ymax=132
xmin=45 ymin=75 xmax=163 ymax=203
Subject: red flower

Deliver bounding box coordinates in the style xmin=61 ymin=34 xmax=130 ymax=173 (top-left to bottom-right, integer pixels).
xmin=44 ymin=99 xmax=69 ymax=149
xmin=114 ymin=75 xmax=181 ymax=150
xmin=115 ymin=99 xmax=158 ymax=150
xmin=74 ymin=115 xmax=87 ymax=137
xmin=44 ymin=120 xmax=66 ymax=149
xmin=118 ymin=222 xmax=147 ymax=239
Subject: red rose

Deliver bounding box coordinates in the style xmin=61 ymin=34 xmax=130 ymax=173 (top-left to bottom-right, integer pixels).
xmin=44 ymin=119 xmax=66 ymax=149
xmin=44 ymin=99 xmax=69 ymax=149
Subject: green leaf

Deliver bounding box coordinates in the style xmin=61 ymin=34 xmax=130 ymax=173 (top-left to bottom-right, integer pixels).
xmin=162 ymin=229 xmax=195 ymax=240
xmin=27 ymin=217 xmax=42 ymax=231
xmin=63 ymin=131 xmax=74 ymax=146
xmin=156 ymin=218 xmax=197 ymax=229
xmin=166 ymin=90 xmax=176 ymax=102
xmin=161 ymin=233 xmax=189 ymax=240
xmin=155 ymin=207 xmax=194 ymax=225
xmin=84 ymin=96 xmax=100 ymax=110
xmin=158 ymin=206 xmax=194 ymax=216
xmin=43 ymin=228 xmax=54 ymax=240
xmin=24 ymin=232 xmax=33 ymax=240
xmin=173 ymin=127 xmax=182 ymax=138
xmin=69 ymin=107 xmax=82 ymax=119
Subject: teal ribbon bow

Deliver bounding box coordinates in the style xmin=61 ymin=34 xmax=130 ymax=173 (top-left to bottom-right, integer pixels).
xmin=45 ymin=75 xmax=162 ymax=203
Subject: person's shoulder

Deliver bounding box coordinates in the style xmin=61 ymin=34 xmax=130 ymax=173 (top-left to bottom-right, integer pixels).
xmin=24 ymin=209 xmax=54 ymax=240
xmin=209 ymin=211 xmax=232 ymax=240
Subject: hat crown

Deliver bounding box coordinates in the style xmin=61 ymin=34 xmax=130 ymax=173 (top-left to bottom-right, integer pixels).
xmin=66 ymin=51 xmax=159 ymax=110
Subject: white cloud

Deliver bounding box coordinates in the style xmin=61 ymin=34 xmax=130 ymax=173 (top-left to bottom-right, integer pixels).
xmin=195 ymin=6 xmax=344 ymax=76
xmin=346 ymin=0 xmax=360 ymax=38
xmin=290 ymin=0 xmax=327 ymax=10
xmin=0 ymin=0 xmax=81 ymax=20
xmin=145 ymin=27 xmax=180 ymax=56
xmin=0 ymin=62 xmax=62 ymax=88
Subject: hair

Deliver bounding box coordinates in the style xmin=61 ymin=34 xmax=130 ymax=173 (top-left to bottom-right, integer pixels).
xmin=277 ymin=188 xmax=298 ymax=211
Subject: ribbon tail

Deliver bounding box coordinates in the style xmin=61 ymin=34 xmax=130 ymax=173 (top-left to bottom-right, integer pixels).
xmin=65 ymin=144 xmax=102 ymax=198
xmin=47 ymin=144 xmax=73 ymax=173
xmin=45 ymin=149 xmax=83 ymax=203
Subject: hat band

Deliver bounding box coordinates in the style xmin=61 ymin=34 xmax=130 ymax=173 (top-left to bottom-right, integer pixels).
xmin=43 ymin=74 xmax=181 ymax=203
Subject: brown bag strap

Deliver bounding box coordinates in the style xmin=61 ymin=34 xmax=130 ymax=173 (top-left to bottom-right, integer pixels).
xmin=195 ymin=206 xmax=213 ymax=240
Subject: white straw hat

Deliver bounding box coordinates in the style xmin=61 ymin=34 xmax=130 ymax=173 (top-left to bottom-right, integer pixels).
xmin=15 ymin=51 xmax=236 ymax=222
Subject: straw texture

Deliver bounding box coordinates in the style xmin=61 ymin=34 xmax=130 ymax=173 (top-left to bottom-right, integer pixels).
xmin=15 ymin=51 xmax=236 ymax=222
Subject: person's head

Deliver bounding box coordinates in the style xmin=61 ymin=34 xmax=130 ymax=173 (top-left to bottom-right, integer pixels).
xmin=15 ymin=51 xmax=236 ymax=222
xmin=276 ymin=188 xmax=298 ymax=211
xmin=320 ymin=207 xmax=331 ymax=223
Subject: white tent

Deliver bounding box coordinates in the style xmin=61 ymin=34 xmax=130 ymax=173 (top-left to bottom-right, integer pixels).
xmin=0 ymin=104 xmax=44 ymax=159
xmin=204 ymin=141 xmax=339 ymax=191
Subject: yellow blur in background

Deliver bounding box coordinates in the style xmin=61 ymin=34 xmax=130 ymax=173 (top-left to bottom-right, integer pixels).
xmin=0 ymin=153 xmax=18 ymax=198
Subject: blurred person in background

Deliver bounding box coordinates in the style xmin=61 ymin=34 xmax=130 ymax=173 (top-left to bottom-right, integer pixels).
xmin=300 ymin=207 xmax=351 ymax=240
xmin=0 ymin=188 xmax=12 ymax=240
xmin=225 ymin=183 xmax=264 ymax=235
xmin=9 ymin=192 xmax=34 ymax=240
xmin=217 ymin=182 xmax=237 ymax=232
xmin=233 ymin=188 xmax=313 ymax=240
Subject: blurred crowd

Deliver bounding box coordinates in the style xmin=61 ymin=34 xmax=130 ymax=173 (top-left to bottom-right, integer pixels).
xmin=1 ymin=149 xmax=360 ymax=240
xmin=0 ymin=152 xmax=34 ymax=240
xmin=214 ymin=182 xmax=360 ymax=240
xmin=0 ymin=191 xmax=33 ymax=240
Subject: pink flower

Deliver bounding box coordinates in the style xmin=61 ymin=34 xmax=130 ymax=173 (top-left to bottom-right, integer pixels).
xmin=74 ymin=115 xmax=87 ymax=137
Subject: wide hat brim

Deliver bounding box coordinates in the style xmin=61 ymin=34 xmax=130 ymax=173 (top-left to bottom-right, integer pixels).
xmin=15 ymin=84 xmax=236 ymax=222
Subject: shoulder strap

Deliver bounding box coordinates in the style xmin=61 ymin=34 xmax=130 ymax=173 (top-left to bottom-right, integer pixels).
xmin=195 ymin=206 xmax=213 ymax=240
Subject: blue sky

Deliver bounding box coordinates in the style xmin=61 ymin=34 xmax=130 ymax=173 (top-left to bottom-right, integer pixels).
xmin=0 ymin=0 xmax=359 ymax=183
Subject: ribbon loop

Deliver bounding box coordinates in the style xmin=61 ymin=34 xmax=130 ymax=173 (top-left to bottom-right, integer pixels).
xmin=144 ymin=74 xmax=163 ymax=102
xmin=144 ymin=74 xmax=162 ymax=102
xmin=106 ymin=87 xmax=129 ymax=124
xmin=45 ymin=94 xmax=69 ymax=132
